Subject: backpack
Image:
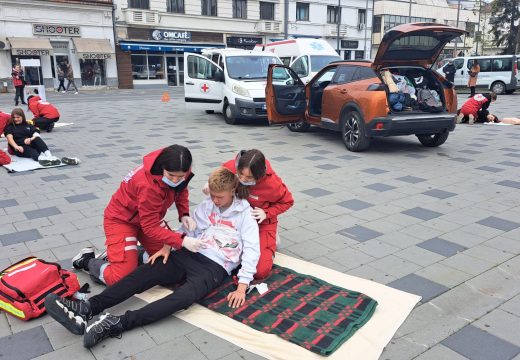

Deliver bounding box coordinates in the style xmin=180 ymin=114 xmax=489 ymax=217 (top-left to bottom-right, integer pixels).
xmin=417 ymin=88 xmax=443 ymax=113
xmin=0 ymin=257 xmax=80 ymax=320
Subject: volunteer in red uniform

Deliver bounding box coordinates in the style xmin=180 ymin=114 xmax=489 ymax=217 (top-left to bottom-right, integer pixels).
xmin=72 ymin=145 xmax=203 ymax=286
xmin=27 ymin=95 xmax=60 ymax=132
xmin=456 ymin=92 xmax=497 ymax=125
xmin=206 ymin=149 xmax=294 ymax=279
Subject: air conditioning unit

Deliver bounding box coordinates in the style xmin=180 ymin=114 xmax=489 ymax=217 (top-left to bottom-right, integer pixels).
xmin=358 ymin=23 xmax=366 ymax=30
xmin=0 ymin=37 xmax=10 ymax=50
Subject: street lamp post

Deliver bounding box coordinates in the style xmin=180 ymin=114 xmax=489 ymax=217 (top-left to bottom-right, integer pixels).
xmin=454 ymin=0 xmax=461 ymax=56
xmin=336 ymin=0 xmax=341 ymax=53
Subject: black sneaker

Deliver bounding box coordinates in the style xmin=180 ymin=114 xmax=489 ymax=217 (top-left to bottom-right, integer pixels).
xmin=72 ymin=247 xmax=95 ymax=271
xmin=44 ymin=293 xmax=92 ymax=335
xmin=84 ymin=313 xmax=124 ymax=348
xmin=61 ymin=157 xmax=80 ymax=165
xmin=46 ymin=122 xmax=55 ymax=132
xmin=39 ymin=158 xmax=61 ymax=167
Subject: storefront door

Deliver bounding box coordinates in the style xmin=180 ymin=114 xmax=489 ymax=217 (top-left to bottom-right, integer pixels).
xmin=166 ymin=56 xmax=178 ymax=86
xmin=51 ymin=55 xmax=70 ymax=88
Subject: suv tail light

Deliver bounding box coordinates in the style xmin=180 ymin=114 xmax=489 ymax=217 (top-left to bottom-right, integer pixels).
xmin=514 ymin=62 xmax=518 ymax=75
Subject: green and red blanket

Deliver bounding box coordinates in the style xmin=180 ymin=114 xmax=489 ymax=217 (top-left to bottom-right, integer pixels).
xmin=198 ymin=265 xmax=378 ymax=356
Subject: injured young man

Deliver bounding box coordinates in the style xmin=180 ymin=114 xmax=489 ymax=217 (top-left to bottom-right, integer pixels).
xmin=44 ymin=167 xmax=260 ymax=348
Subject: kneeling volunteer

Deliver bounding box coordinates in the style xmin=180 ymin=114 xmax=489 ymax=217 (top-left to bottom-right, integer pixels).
xmin=45 ymin=167 xmax=260 ymax=348
xmin=71 ymin=145 xmax=198 ymax=285
xmin=27 ymin=95 xmax=60 ymax=132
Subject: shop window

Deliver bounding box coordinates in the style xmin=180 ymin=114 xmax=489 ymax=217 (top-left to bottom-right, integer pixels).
xmin=167 ymin=0 xmax=184 ymax=13
xmin=80 ymin=59 xmax=106 ymax=86
xmin=259 ymin=2 xmax=274 ymax=20
xmin=11 ymin=55 xmax=43 ymax=86
xmin=128 ymin=0 xmax=149 ymax=9
xmin=202 ymin=0 xmax=217 ymax=16
xmin=233 ymin=0 xmax=247 ymax=19
xmin=147 ymin=56 xmax=165 ymax=79
xmin=355 ymin=51 xmax=364 ymax=60
xmin=131 ymin=55 xmax=148 ymax=79
xmin=296 ymin=3 xmax=309 ymax=21
xmin=187 ymin=55 xmax=219 ymax=80
xmin=327 ymin=6 xmax=340 ymax=24
xmin=343 ymin=50 xmax=351 ymax=60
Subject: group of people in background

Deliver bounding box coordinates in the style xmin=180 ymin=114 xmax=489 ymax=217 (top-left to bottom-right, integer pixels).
xmin=55 ymin=60 xmax=79 ymax=94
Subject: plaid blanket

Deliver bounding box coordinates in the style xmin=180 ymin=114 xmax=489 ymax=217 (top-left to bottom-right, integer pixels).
xmin=198 ymin=265 xmax=378 ymax=356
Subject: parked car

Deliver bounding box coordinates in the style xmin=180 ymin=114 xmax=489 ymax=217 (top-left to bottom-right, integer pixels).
xmin=437 ymin=55 xmax=518 ymax=94
xmin=265 ymin=23 xmax=467 ymax=152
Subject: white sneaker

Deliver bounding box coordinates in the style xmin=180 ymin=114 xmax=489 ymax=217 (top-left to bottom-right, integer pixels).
xmin=456 ymin=113 xmax=464 ymax=124
xmin=468 ymin=115 xmax=475 ymax=125
xmin=62 ymin=91 xmax=66 ymax=93
xmin=74 ymin=92 xmax=79 ymax=94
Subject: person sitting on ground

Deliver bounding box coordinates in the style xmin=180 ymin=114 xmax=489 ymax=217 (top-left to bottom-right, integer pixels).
xmin=3 ymin=108 xmax=78 ymax=166
xmin=27 ymin=95 xmax=60 ymax=132
xmin=71 ymin=145 xmax=198 ymax=286
xmin=45 ymin=167 xmax=260 ymax=349
xmin=457 ymin=92 xmax=497 ymax=125
xmin=3 ymin=108 xmax=64 ymax=166
xmin=203 ymin=149 xmax=293 ymax=280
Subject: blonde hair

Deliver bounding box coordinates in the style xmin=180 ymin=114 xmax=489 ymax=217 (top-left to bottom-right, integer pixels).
xmin=208 ymin=167 xmax=238 ymax=193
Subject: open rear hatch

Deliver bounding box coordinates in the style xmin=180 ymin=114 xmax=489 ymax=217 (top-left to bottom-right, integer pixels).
xmin=372 ymin=23 xmax=468 ymax=70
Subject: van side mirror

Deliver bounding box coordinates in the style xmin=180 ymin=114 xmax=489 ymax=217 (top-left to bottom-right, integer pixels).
xmin=214 ymin=69 xmax=224 ymax=82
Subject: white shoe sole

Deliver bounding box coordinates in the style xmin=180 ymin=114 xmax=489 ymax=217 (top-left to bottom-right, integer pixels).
xmin=72 ymin=248 xmax=95 ymax=271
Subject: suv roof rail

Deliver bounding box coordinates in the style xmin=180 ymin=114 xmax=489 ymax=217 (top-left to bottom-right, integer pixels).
xmin=331 ymin=59 xmax=373 ymax=64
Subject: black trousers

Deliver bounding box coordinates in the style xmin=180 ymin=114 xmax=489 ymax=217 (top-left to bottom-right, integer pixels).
xmin=57 ymin=80 xmax=66 ymax=92
xmin=88 ymin=249 xmax=227 ymax=330
xmin=34 ymin=117 xmax=59 ymax=131
xmin=470 ymin=86 xmax=476 ymax=96
xmin=12 ymin=137 xmax=49 ymax=161
xmin=14 ymin=86 xmax=25 ymax=105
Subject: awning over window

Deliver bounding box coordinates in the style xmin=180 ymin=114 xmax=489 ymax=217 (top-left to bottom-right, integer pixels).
xmin=119 ymin=41 xmax=225 ymax=53
xmin=73 ymin=38 xmax=114 ymax=60
xmin=9 ymin=37 xmax=53 ymax=56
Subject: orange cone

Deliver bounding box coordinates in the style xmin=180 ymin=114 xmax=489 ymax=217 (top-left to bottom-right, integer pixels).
xmin=161 ymin=92 xmax=170 ymax=102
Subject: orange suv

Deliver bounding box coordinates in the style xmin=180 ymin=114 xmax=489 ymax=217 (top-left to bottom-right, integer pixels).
xmin=266 ymin=23 xmax=467 ymax=151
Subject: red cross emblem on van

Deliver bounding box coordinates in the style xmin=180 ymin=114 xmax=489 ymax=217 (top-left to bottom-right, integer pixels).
xmin=200 ymin=83 xmax=210 ymax=93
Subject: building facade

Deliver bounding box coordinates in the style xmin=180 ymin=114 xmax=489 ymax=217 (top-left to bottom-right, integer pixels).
xmin=0 ymin=0 xmax=118 ymax=89
xmin=372 ymin=0 xmax=478 ymax=60
xmin=285 ymin=0 xmax=373 ymax=61
xmin=113 ymin=0 xmax=285 ymax=88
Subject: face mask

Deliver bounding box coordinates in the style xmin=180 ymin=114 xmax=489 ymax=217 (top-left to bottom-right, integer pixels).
xmin=239 ymin=179 xmax=256 ymax=186
xmin=162 ymin=176 xmax=184 ymax=188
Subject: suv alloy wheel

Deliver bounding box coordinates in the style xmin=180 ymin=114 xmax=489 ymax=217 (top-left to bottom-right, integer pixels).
xmin=341 ymin=110 xmax=370 ymax=152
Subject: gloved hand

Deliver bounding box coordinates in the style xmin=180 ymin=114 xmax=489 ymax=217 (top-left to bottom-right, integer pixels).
xmin=181 ymin=216 xmax=197 ymax=231
xmin=251 ymin=207 xmax=267 ymax=224
xmin=202 ymin=182 xmax=210 ymax=196
xmin=182 ymin=236 xmax=204 ymax=252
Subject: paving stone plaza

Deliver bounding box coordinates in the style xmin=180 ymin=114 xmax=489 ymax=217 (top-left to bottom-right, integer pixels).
xmin=0 ymin=89 xmax=519 ymax=360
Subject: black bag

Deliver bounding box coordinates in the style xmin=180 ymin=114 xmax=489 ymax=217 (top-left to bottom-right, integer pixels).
xmin=417 ymin=89 xmax=443 ymax=113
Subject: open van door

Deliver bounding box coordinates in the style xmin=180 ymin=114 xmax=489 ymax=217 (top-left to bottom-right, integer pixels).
xmin=266 ymin=64 xmax=307 ymax=125
xmin=184 ymin=53 xmax=224 ymax=112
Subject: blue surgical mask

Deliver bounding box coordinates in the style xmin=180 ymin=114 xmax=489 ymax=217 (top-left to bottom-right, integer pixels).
xmin=162 ymin=176 xmax=184 ymax=188
xmin=239 ymin=179 xmax=256 ymax=186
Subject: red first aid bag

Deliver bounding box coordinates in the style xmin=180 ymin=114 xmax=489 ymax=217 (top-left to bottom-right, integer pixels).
xmin=0 ymin=257 xmax=80 ymax=320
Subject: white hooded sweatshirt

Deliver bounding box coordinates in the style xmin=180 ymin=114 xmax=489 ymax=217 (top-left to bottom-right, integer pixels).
xmin=185 ymin=196 xmax=260 ymax=286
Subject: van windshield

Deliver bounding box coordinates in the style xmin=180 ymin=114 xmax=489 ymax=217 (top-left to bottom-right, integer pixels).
xmin=226 ymin=56 xmax=282 ymax=80
xmin=310 ymin=55 xmax=341 ymax=72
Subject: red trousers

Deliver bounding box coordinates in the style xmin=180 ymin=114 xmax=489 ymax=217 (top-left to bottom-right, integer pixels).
xmin=254 ymin=227 xmax=277 ymax=280
xmin=102 ymin=218 xmax=164 ymax=286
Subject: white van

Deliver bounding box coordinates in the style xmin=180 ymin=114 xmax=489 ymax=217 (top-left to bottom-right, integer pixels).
xmin=437 ymin=55 xmax=517 ymax=94
xmin=254 ymin=38 xmax=341 ymax=83
xmin=183 ymin=48 xmax=284 ymax=124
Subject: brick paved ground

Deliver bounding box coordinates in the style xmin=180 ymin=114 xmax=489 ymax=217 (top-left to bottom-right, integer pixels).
xmin=0 ymin=88 xmax=519 ymax=360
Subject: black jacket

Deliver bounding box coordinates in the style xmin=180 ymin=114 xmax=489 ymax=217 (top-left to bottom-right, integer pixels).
xmin=444 ymin=63 xmax=456 ymax=82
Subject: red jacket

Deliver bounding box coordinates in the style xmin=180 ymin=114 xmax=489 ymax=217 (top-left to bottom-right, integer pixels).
xmin=0 ymin=111 xmax=10 ymax=135
xmin=11 ymin=68 xmax=24 ymax=87
xmin=223 ymin=157 xmax=294 ymax=231
xmin=460 ymin=94 xmax=490 ymax=117
xmin=104 ymin=148 xmax=193 ymax=249
xmin=28 ymin=97 xmax=60 ymax=119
